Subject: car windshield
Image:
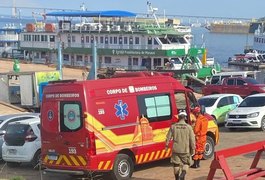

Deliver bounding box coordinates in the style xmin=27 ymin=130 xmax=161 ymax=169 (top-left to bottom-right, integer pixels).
xmin=198 ymin=98 xmax=218 ymax=107
xmin=245 ymin=78 xmax=259 ymax=84
xmin=239 ymin=96 xmax=265 ymax=107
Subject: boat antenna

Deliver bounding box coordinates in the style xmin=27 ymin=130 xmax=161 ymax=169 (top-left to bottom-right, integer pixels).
xmin=147 ymin=1 xmax=160 ymax=28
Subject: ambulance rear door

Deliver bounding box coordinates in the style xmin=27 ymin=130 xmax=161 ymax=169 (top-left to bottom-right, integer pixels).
xmin=42 ymin=90 xmax=88 ymax=170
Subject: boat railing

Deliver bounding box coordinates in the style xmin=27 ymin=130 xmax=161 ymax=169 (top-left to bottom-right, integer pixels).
xmin=65 ymin=42 xmax=162 ymax=50
xmin=0 ymin=34 xmax=19 ymax=41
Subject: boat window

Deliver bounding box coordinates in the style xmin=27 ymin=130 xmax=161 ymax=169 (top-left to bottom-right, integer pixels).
xmin=154 ymin=38 xmax=159 ymax=45
xmin=114 ymin=37 xmax=118 ymax=44
xmin=72 ymin=36 xmax=76 ymax=43
xmin=105 ymin=36 xmax=108 ymax=44
xmin=124 ymin=37 xmax=128 ymax=44
xmin=148 ymin=37 xmax=152 ymax=45
xmin=133 ymin=58 xmax=138 ymax=65
xmin=159 ymin=38 xmax=169 ymax=44
xmin=129 ymin=37 xmax=133 ymax=44
xmin=119 ymin=37 xmax=123 ymax=44
xmin=135 ymin=37 xmax=140 ymax=44
xmin=100 ymin=36 xmax=104 ymax=44
xmin=109 ymin=36 xmax=112 ymax=44
xmin=86 ymin=36 xmax=89 ymax=43
xmin=104 ymin=57 xmax=111 ymax=64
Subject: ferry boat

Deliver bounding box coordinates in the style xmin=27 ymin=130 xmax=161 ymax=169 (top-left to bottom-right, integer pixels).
xmin=252 ymin=23 xmax=265 ymax=54
xmin=0 ymin=23 xmax=21 ymax=58
xmin=206 ymin=20 xmax=261 ymax=34
xmin=19 ymin=3 xmax=219 ymax=78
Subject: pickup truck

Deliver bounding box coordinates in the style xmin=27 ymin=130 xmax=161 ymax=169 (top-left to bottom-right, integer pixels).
xmin=203 ymin=77 xmax=265 ymax=98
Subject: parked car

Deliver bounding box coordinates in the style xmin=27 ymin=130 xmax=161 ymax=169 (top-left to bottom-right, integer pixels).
xmin=203 ymin=77 xmax=265 ymax=98
xmin=198 ymin=94 xmax=243 ymax=125
xmin=225 ymin=93 xmax=265 ymax=131
xmin=2 ymin=117 xmax=41 ymax=167
xmin=0 ymin=113 xmax=39 ymax=159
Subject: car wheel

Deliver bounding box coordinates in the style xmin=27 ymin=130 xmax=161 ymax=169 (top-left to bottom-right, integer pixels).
xmin=260 ymin=116 xmax=265 ymax=131
xmin=6 ymin=162 xmax=21 ymax=167
xmin=203 ymin=136 xmax=215 ymax=160
xmin=111 ymin=154 xmax=134 ymax=180
xmin=31 ymin=150 xmax=41 ymax=169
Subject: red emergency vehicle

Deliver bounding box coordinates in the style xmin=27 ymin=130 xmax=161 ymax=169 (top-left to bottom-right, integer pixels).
xmin=41 ymin=72 xmax=219 ymax=179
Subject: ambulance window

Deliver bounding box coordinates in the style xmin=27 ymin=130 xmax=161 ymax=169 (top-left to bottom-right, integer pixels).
xmin=60 ymin=101 xmax=82 ymax=132
xmin=138 ymin=93 xmax=171 ymax=122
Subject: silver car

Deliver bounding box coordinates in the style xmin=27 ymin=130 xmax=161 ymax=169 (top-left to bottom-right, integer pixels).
xmin=0 ymin=113 xmax=39 ymax=159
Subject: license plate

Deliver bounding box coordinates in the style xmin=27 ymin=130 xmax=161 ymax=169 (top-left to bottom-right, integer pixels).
xmin=8 ymin=149 xmax=17 ymax=155
xmin=233 ymin=120 xmax=241 ymax=123
xmin=48 ymin=155 xmax=58 ymax=161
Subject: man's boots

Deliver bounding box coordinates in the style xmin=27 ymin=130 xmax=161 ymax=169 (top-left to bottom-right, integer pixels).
xmin=191 ymin=159 xmax=200 ymax=168
xmin=197 ymin=159 xmax=201 ymax=168
xmin=179 ymin=170 xmax=186 ymax=180
xmin=191 ymin=160 xmax=198 ymax=168
xmin=174 ymin=173 xmax=180 ymax=180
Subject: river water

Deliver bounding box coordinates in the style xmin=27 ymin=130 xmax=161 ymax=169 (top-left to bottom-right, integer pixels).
xmin=192 ymin=27 xmax=254 ymax=68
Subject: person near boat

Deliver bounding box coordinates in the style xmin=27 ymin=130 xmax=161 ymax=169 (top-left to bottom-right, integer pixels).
xmin=165 ymin=112 xmax=195 ymax=180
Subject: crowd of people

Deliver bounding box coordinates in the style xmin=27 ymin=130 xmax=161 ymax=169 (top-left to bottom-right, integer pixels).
xmin=165 ymin=107 xmax=208 ymax=180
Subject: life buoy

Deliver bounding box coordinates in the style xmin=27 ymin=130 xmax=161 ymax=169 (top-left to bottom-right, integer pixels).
xmin=211 ymin=68 xmax=217 ymax=75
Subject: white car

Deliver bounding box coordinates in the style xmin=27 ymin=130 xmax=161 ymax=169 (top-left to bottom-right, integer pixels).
xmin=198 ymin=94 xmax=243 ymax=124
xmin=0 ymin=113 xmax=40 ymax=159
xmin=225 ymin=93 xmax=265 ymax=131
xmin=2 ymin=117 xmax=41 ymax=167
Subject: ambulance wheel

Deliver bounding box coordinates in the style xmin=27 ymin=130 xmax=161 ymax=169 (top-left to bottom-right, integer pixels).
xmin=111 ymin=154 xmax=134 ymax=180
xmin=203 ymin=136 xmax=215 ymax=160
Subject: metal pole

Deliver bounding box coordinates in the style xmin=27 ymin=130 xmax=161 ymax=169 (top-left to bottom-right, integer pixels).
xmin=88 ymin=41 xmax=97 ymax=80
xmin=56 ymin=41 xmax=63 ymax=79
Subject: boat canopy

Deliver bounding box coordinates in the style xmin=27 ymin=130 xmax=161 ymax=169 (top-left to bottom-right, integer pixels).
xmin=46 ymin=10 xmax=136 ymax=17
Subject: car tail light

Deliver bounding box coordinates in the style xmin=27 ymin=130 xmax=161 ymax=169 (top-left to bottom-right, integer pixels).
xmin=86 ymin=131 xmax=96 ymax=156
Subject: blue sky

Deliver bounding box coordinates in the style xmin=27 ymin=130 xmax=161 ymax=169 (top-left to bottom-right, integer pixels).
xmin=1 ymin=0 xmax=264 ymax=19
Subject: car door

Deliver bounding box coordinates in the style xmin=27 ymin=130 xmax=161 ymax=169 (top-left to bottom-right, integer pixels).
xmin=213 ymin=96 xmax=230 ymax=123
xmin=223 ymin=78 xmax=235 ymax=94
xmin=236 ymin=79 xmax=249 ymax=97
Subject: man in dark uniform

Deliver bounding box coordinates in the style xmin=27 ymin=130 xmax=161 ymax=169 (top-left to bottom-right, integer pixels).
xmin=165 ymin=112 xmax=195 ymax=180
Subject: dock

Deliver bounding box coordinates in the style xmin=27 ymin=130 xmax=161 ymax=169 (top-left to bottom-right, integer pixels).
xmin=228 ymin=61 xmax=265 ymax=71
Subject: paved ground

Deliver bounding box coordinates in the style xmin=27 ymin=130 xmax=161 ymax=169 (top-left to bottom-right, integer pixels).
xmin=0 ymin=127 xmax=265 ymax=180
xmin=0 ymin=59 xmax=265 ymax=179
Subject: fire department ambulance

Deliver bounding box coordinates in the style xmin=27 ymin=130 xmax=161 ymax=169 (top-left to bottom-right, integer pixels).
xmin=41 ymin=72 xmax=219 ymax=179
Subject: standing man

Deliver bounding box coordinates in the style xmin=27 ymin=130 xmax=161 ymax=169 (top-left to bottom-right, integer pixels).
xmin=165 ymin=112 xmax=195 ymax=180
xmin=191 ymin=107 xmax=208 ymax=168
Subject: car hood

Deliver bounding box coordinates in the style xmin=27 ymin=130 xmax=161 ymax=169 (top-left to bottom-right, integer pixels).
xmin=229 ymin=107 xmax=264 ymax=114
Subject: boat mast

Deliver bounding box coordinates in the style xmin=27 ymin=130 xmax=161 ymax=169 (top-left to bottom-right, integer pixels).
xmin=147 ymin=1 xmax=160 ymax=28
